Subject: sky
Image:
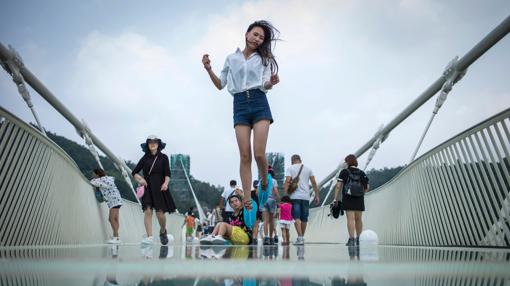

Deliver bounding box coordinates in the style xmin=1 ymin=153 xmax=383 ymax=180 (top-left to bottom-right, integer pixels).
xmin=1 ymin=0 xmax=509 ymax=189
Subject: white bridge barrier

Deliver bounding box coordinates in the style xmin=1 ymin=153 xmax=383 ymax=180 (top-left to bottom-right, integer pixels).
xmin=0 ymin=106 xmax=182 ymax=246
xmin=306 ymin=108 xmax=510 ymax=247
xmin=1 ymin=104 xmax=509 ymax=247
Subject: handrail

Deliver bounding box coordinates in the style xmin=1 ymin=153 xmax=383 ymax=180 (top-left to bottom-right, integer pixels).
xmin=318 ymin=14 xmax=510 ymax=203
xmin=0 ymin=43 xmax=139 ymax=203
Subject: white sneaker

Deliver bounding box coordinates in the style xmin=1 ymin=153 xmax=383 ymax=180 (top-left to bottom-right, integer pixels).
xmin=107 ymin=237 xmax=122 ymax=244
xmin=140 ymin=244 xmax=153 ymax=259
xmin=141 ymin=236 xmax=154 ymax=245
xmin=293 ymin=237 xmax=304 ymax=245
xmin=200 ymin=235 xmax=214 ymax=245
xmin=199 ymin=248 xmax=215 ymax=259
xmin=110 ymin=245 xmax=119 ymax=258
xmin=211 ymin=236 xmax=227 ymax=245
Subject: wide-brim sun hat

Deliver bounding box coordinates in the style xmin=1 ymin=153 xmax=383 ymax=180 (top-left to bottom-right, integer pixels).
xmin=140 ymin=135 xmax=166 ymax=152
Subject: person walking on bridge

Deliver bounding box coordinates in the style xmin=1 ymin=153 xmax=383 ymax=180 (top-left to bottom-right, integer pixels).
xmin=132 ymin=135 xmax=176 ymax=245
xmin=283 ymin=154 xmax=320 ymax=245
xmin=202 ymin=20 xmax=280 ymax=204
xmin=333 ymin=154 xmax=369 ymax=247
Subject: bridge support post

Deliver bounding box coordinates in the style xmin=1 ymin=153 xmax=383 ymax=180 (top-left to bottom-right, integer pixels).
xmin=180 ymin=158 xmax=206 ymax=223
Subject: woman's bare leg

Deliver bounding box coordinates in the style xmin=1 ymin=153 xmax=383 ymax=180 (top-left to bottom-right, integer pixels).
xmin=235 ymin=125 xmax=252 ymax=197
xmin=216 ymin=223 xmax=233 ymax=237
xmin=212 ymin=223 xmax=221 ymax=236
xmin=354 ymin=211 xmax=363 ymax=237
xmin=144 ymin=208 xmax=153 ymax=237
xmin=268 ymin=215 xmax=275 ymax=238
xmin=253 ymin=120 xmax=270 ymax=187
xmin=109 ymin=208 xmax=120 ymax=237
xmin=156 ymin=211 xmax=167 ymax=233
xmin=252 ymin=220 xmax=260 ymax=240
xmin=346 ymin=211 xmax=356 ymax=238
xmin=263 ymin=211 xmax=270 ymax=238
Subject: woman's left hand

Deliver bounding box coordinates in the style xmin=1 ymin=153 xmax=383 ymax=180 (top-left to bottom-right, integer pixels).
xmin=161 ymin=183 xmax=169 ymax=191
xmin=244 ymin=200 xmax=253 ymax=210
xmin=270 ymin=74 xmax=279 ymax=85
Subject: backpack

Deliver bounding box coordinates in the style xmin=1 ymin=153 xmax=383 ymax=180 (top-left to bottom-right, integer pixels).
xmin=288 ymin=165 xmax=304 ymax=195
xmin=344 ymin=168 xmax=365 ymax=197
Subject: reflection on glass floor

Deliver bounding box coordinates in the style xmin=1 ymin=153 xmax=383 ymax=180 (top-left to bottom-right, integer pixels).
xmin=0 ymin=243 xmax=509 ymax=285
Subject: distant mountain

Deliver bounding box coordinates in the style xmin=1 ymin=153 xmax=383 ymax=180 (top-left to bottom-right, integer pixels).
xmin=318 ymin=165 xmax=405 ymax=205
xmin=366 ymin=166 xmax=405 ymax=190
xmin=45 ymin=130 xmax=404 ymax=212
xmin=46 ymin=131 xmax=138 ymax=201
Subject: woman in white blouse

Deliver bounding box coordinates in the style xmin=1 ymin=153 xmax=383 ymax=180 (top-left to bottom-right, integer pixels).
xmin=202 ymin=20 xmax=280 ymax=199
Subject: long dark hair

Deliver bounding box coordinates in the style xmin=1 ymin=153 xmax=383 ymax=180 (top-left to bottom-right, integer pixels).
xmin=246 ymin=20 xmax=280 ymax=74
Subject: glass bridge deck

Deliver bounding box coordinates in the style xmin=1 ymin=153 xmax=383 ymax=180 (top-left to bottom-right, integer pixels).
xmin=0 ymin=243 xmax=509 ymax=285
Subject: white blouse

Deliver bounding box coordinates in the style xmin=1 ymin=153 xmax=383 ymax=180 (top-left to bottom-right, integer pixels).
xmin=219 ymin=48 xmax=272 ymax=95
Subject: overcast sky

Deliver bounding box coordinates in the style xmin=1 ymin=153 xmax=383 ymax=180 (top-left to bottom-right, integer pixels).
xmin=1 ymin=0 xmax=509 ymax=189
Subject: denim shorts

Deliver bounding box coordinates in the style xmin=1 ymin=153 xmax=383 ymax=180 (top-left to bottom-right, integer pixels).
xmin=291 ymin=199 xmax=310 ymax=222
xmin=262 ymin=198 xmax=277 ymax=213
xmin=233 ymin=89 xmax=274 ymax=127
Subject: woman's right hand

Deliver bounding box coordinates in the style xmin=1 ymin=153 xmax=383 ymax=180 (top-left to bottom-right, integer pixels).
xmin=202 ymin=54 xmax=212 ymax=71
xmin=139 ymin=178 xmax=148 ymax=187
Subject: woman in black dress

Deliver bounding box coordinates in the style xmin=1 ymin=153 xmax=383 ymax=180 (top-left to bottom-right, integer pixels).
xmin=132 ymin=135 xmax=176 ymax=245
xmin=333 ymin=154 xmax=369 ymax=247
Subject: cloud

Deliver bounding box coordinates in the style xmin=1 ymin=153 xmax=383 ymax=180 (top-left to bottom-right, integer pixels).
xmin=72 ymin=31 xmax=186 ymax=107
xmin=67 ymin=31 xmax=200 ymax=160
xmin=3 ymin=0 xmax=508 ymax=189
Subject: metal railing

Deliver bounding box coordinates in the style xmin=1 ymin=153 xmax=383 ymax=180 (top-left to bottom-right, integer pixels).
xmin=318 ymin=14 xmax=510 ymax=205
xmin=0 ymin=43 xmax=138 ymax=202
xmin=305 ymin=108 xmax=510 ymax=247
xmin=0 ymin=14 xmax=508 ymax=248
xmin=0 ymin=106 xmax=183 ymax=246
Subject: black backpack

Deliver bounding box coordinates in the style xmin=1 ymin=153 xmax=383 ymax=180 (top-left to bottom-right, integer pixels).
xmin=344 ymin=169 xmax=364 ymax=197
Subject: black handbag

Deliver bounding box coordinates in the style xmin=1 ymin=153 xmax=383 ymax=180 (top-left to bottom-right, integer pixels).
xmin=329 ymin=201 xmax=344 ymax=218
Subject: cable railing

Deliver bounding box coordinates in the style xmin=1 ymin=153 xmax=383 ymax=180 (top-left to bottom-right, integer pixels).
xmin=0 ymin=43 xmax=139 ymax=203
xmin=0 ymin=14 xmax=508 ymax=247
xmin=0 ymin=106 xmax=184 ymax=246
xmin=317 ymin=14 xmax=510 ymax=206
xmin=306 ymin=108 xmax=510 ymax=247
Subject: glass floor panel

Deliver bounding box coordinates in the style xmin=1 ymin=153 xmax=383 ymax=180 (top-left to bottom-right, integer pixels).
xmin=0 ymin=243 xmax=509 ymax=285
